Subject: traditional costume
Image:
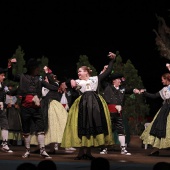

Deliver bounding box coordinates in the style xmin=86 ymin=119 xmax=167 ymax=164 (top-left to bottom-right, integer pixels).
xmin=140 ymin=85 xmax=170 ymax=149
xmin=61 ymin=58 xmax=115 ymax=156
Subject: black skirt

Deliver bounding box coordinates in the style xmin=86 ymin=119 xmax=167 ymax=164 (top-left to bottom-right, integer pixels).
xmin=6 ymin=107 xmax=22 ymax=132
xmin=78 ymin=91 xmax=108 ymax=138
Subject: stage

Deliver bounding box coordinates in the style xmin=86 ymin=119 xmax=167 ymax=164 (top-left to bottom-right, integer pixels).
xmin=0 ymin=144 xmax=170 ymax=170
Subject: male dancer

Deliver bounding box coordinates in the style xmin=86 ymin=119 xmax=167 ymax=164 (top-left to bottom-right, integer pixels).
xmin=8 ymin=58 xmax=59 ymax=158
xmin=100 ymin=73 xmax=140 ymax=155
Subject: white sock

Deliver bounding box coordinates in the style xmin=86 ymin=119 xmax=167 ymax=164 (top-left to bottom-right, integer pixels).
xmin=37 ymin=134 xmax=45 ymax=148
xmin=1 ymin=129 xmax=8 ymax=142
xmin=24 ymin=135 xmax=30 ymax=149
xmin=118 ymin=135 xmax=126 ymax=147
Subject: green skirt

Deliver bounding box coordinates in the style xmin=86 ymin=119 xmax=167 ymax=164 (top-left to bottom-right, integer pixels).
xmin=140 ymin=108 xmax=170 ymax=149
xmin=61 ymin=95 xmax=114 ymax=148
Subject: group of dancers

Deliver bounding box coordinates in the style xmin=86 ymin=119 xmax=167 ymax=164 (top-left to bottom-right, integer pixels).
xmin=0 ymin=52 xmax=170 ymax=160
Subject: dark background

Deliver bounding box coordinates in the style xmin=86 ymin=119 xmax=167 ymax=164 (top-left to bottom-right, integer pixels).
xmin=0 ymin=1 xmax=170 ymax=116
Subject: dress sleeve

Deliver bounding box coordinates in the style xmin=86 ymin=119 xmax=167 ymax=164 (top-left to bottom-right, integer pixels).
xmin=46 ymin=73 xmax=57 ymax=86
xmin=98 ymin=59 xmax=114 ymax=82
xmin=143 ymin=91 xmax=161 ymax=99
xmin=41 ymin=80 xmax=59 ymax=91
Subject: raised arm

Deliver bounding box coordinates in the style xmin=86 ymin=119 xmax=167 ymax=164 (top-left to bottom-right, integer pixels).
xmin=98 ymin=52 xmax=116 ymax=82
xmin=41 ymin=80 xmax=59 ymax=91
xmin=7 ymin=58 xmax=20 ymax=82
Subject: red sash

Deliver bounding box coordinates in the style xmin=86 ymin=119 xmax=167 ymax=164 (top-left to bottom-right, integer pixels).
xmin=107 ymin=104 xmax=117 ymax=113
xmin=22 ymin=95 xmax=40 ymax=108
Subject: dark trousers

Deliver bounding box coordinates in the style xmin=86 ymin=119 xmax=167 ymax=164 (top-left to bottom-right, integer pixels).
xmin=20 ymin=106 xmax=44 ymax=134
xmin=110 ymin=112 xmax=125 ymax=135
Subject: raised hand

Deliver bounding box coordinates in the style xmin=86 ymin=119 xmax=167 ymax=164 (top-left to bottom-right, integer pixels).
xmin=166 ymin=63 xmax=170 ymax=71
xmin=70 ymin=79 xmax=77 ymax=88
xmin=108 ymin=52 xmax=116 ymax=59
xmin=43 ymin=66 xmax=52 ymax=73
xmin=8 ymin=58 xmax=17 ymax=68
xmin=101 ymin=65 xmax=108 ymax=74
xmin=43 ymin=66 xmax=48 ymax=73
xmin=11 ymin=58 xmax=17 ymax=63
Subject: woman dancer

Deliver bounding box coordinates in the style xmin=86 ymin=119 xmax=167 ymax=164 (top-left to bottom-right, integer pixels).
xmin=61 ymin=52 xmax=116 ymax=160
xmin=140 ymin=72 xmax=170 ymax=156
xmin=5 ymin=84 xmax=22 ymax=145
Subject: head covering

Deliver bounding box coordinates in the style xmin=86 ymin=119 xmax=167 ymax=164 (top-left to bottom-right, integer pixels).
xmin=6 ymin=83 xmax=15 ymax=87
xmin=0 ymin=67 xmax=7 ymax=74
xmin=25 ymin=58 xmax=41 ymax=70
xmin=109 ymin=73 xmax=124 ymax=81
xmin=58 ymin=78 xmax=66 ymax=86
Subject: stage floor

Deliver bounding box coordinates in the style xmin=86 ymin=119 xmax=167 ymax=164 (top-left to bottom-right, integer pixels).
xmin=0 ymin=144 xmax=170 ymax=170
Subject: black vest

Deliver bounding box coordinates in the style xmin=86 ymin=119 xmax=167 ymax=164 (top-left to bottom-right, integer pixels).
xmin=17 ymin=74 xmax=42 ymax=98
xmin=103 ymin=84 xmax=125 ymax=105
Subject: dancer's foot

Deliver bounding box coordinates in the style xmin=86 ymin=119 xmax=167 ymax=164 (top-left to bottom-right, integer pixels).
xmin=84 ymin=154 xmax=95 ymax=160
xmin=100 ymin=148 xmax=107 ymax=154
xmin=148 ymin=150 xmax=159 ymax=156
xmin=40 ymin=147 xmax=52 ymax=159
xmin=121 ymin=146 xmax=131 ymax=155
xmin=1 ymin=141 xmax=13 ymax=153
xmin=74 ymin=154 xmax=85 ymax=160
xmin=54 ymin=143 xmax=58 ymax=151
xmin=22 ymin=148 xmax=30 ymax=158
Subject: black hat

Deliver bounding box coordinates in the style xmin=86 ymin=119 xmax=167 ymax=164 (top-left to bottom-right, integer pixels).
xmin=58 ymin=78 xmax=66 ymax=86
xmin=26 ymin=58 xmax=41 ymax=70
xmin=6 ymin=82 xmax=15 ymax=87
xmin=109 ymin=73 xmax=124 ymax=81
xmin=0 ymin=67 xmax=7 ymax=74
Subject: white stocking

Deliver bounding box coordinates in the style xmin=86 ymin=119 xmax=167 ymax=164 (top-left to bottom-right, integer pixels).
xmin=1 ymin=129 xmax=8 ymax=141
xmin=37 ymin=134 xmax=45 ymax=148
xmin=118 ymin=135 xmax=126 ymax=147
xmin=23 ymin=135 xmax=30 ymax=149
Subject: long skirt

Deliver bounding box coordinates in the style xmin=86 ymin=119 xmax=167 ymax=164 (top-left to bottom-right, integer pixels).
xmin=140 ymin=108 xmax=170 ymax=149
xmin=6 ymin=107 xmax=22 ymax=141
xmin=6 ymin=107 xmax=22 ymax=132
xmin=61 ymin=93 xmax=114 ymax=148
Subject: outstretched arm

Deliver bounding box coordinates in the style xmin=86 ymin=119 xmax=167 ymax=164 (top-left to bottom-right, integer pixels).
xmin=140 ymin=89 xmax=161 ymax=99
xmin=43 ymin=66 xmax=57 ymax=85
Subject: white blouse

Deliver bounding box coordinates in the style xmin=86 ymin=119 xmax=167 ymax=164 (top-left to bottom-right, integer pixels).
xmin=159 ymin=85 xmax=170 ymax=100
xmin=76 ymin=76 xmax=98 ymax=93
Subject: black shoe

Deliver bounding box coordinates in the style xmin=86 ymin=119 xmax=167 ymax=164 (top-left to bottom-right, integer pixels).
xmin=148 ymin=151 xmax=159 ymax=156
xmin=74 ymin=154 xmax=85 ymax=160
xmin=83 ymin=154 xmax=95 ymax=160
